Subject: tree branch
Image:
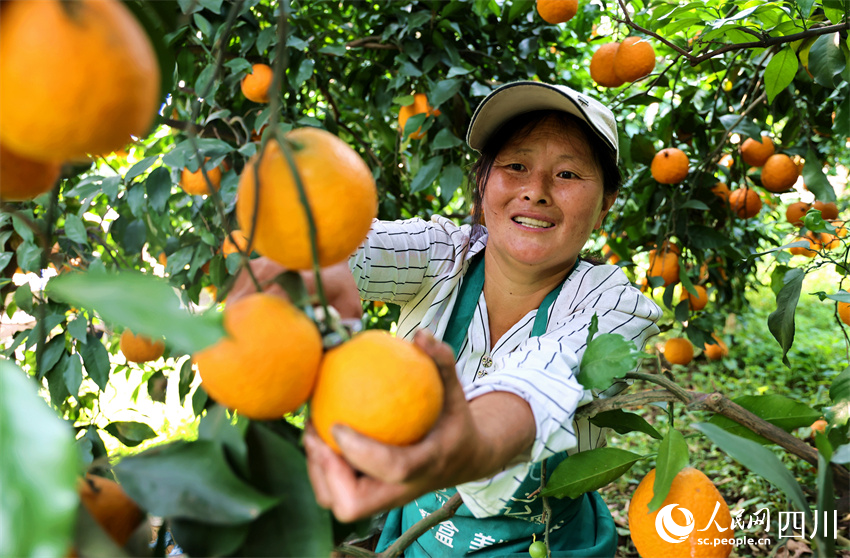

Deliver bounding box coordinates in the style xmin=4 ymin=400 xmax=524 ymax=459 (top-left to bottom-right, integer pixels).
xmin=378 ymin=493 xmax=463 ymax=558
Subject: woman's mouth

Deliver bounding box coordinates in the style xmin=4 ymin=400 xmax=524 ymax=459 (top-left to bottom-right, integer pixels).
xmin=512 ymin=216 xmax=554 ymax=229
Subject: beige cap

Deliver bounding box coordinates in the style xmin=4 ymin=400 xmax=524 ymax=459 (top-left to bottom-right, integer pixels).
xmin=466 ymin=81 xmax=619 ymax=160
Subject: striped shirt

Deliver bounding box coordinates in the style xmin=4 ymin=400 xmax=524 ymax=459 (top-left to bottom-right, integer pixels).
xmin=349 ymin=215 xmax=662 ymax=518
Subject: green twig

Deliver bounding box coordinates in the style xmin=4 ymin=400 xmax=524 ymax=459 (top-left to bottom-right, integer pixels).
xmin=378 ymin=492 xmax=463 ymax=558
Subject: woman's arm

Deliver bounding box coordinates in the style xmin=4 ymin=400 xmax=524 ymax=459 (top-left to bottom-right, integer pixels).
xmin=304 ymin=329 xmax=536 ymax=523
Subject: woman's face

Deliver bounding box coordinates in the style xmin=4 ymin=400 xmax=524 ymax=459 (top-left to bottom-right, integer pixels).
xmin=481 ymin=115 xmax=616 ymax=275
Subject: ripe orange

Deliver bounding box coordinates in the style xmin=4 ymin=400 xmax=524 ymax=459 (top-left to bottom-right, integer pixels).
xmin=710 ymin=182 xmax=730 ymax=202
xmin=663 ymin=337 xmax=693 ymax=365
xmin=222 ymin=229 xmax=250 ymax=257
xmin=818 ymin=231 xmax=841 ymax=251
xmin=810 ymin=419 xmax=828 ymax=434
xmin=536 ymin=0 xmax=578 ymax=24
xmin=0 ymin=0 xmax=160 ymax=162
xmin=78 ymin=474 xmax=146 ymax=547
xmin=680 ymin=285 xmax=708 ymax=311
xmin=788 ymin=234 xmax=818 ymax=257
xmin=236 ymin=128 xmax=377 ymax=270
xmin=740 ymin=135 xmax=774 ymax=167
xmin=629 ymin=467 xmax=733 ymax=558
xmin=120 ymin=330 xmax=165 ymax=363
xmin=180 ymin=162 xmax=222 ymax=196
xmin=648 ymin=248 xmax=680 ymax=287
xmin=614 ymin=37 xmax=656 ymax=83
xmin=310 ymin=330 xmax=444 ymax=453
xmin=398 ymin=93 xmax=441 ymax=140
xmin=194 ymin=293 xmax=323 ymax=420
xmin=761 ymin=154 xmax=799 ymax=193
xmin=241 ymin=63 xmax=274 ymax=104
xmin=728 ymin=188 xmax=762 ymax=219
xmin=785 ymin=201 xmax=810 ymax=226
xmin=812 ymin=200 xmax=839 ymax=221
xmin=0 ymin=143 xmax=62 ymax=201
xmin=703 ymin=334 xmax=729 ymax=361
xmin=718 ymin=153 xmax=734 ymax=169
xmin=602 ymin=244 xmax=621 ymax=265
xmin=839 ymin=301 xmax=850 ymax=327
xmin=590 ymin=43 xmax=625 ymax=88
xmin=651 ymin=148 xmax=689 ymax=184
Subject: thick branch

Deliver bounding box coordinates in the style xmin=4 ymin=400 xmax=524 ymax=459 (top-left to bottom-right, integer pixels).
xmin=378 ymin=493 xmax=463 ymax=558
xmin=576 ymin=390 xmax=681 ymax=419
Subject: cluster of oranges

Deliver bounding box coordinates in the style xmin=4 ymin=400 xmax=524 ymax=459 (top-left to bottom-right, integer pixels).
xmin=0 ymin=0 xmax=160 ymax=201
xmin=590 ymin=38 xmax=657 ymax=88
xmin=398 ymin=93 xmax=441 ymax=141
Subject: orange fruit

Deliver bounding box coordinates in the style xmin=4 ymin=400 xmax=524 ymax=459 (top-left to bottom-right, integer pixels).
xmin=629 ymin=467 xmax=733 ymax=558
xmin=680 ymin=285 xmax=708 ymax=311
xmin=536 ymin=0 xmax=578 ymax=24
xmin=78 ymin=474 xmax=146 ymax=547
xmin=788 ymin=235 xmax=818 ymax=257
xmin=194 ymin=293 xmax=323 ymax=420
xmin=761 ymin=154 xmax=799 ymax=193
xmin=0 ymin=0 xmax=160 ymax=162
xmin=157 ymin=252 xmax=167 ymax=266
xmin=810 ymin=419 xmax=828 ymax=434
xmin=651 ymin=148 xmax=689 ymax=184
xmin=839 ymin=301 xmax=850 ymax=326
xmin=718 ymin=153 xmax=734 ymax=169
xmin=310 ymin=330 xmax=443 ymax=453
xmin=236 ymin=128 xmax=377 ymax=270
xmin=739 ymin=135 xmax=774 ymax=167
xmin=819 ymin=232 xmax=840 ymax=251
xmin=727 ymin=188 xmax=762 ymax=219
xmin=710 ymin=182 xmax=730 ymax=201
xmin=590 ymin=43 xmax=625 ymax=88
xmin=648 ymin=248 xmax=680 ymax=287
xmin=180 ymin=162 xmax=222 ymax=196
xmin=602 ymin=244 xmax=621 ymax=265
xmin=614 ymin=37 xmax=656 ymax=83
xmin=785 ymin=201 xmax=810 ymax=226
xmin=812 ymin=200 xmax=839 ymax=221
xmin=703 ymin=334 xmax=729 ymax=361
xmin=241 ymin=63 xmax=274 ymax=103
xmin=120 ymin=330 xmax=165 ymax=363
xmin=222 ymin=229 xmax=250 ymax=257
xmin=0 ymin=143 xmax=62 ymax=201
xmin=398 ymin=93 xmax=441 ymax=140
xmin=663 ymin=337 xmax=693 ymax=365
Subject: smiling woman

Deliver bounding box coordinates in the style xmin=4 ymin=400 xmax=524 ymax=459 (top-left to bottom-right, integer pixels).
xmin=231 ymin=81 xmax=662 ymax=557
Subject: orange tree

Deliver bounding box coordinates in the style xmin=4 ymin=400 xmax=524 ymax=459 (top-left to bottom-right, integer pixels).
xmin=1 ymin=0 xmax=849 ymax=556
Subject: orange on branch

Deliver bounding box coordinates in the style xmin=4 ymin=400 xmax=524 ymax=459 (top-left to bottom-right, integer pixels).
xmin=222 ymin=229 xmax=250 ymax=257
xmin=648 ymin=248 xmax=680 ymax=287
xmin=194 ymin=293 xmax=323 ymax=420
xmin=78 ymin=475 xmax=146 ymax=547
xmin=710 ymin=182 xmax=730 ymax=202
xmin=536 ymin=0 xmax=578 ymax=24
xmin=761 ymin=154 xmax=799 ymax=193
xmin=310 ymin=330 xmax=443 ymax=453
xmin=613 ymin=37 xmax=656 ymax=83
xmin=812 ymin=200 xmax=839 ymax=221
xmin=680 ymin=285 xmax=708 ymax=311
xmin=590 ymin=43 xmax=625 ymax=88
xmin=703 ymin=334 xmax=729 ymax=361
xmin=241 ymin=63 xmax=274 ymax=104
xmin=663 ymin=337 xmax=693 ymax=365
xmin=728 ymin=188 xmax=762 ymax=219
xmin=788 ymin=235 xmax=818 ymax=257
xmin=651 ymin=148 xmax=689 ymax=184
xmin=236 ymin=128 xmax=377 ymax=270
xmin=120 ymin=330 xmax=165 ymax=363
xmin=629 ymin=468 xmax=733 ymax=558
xmin=740 ymin=135 xmax=774 ymax=167
xmin=839 ymin=301 xmax=850 ymax=327
xmin=785 ymin=201 xmax=811 ymax=226
xmin=180 ymin=162 xmax=222 ymax=196
xmin=0 ymin=0 xmax=160 ymax=162
xmin=0 ymin=143 xmax=62 ymax=201
xmin=398 ymin=93 xmax=441 ymax=140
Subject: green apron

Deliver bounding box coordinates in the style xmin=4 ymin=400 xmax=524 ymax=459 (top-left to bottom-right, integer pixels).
xmin=375 ymin=252 xmax=617 ymax=557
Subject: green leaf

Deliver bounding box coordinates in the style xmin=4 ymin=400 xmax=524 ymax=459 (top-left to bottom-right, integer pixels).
xmin=680 ymin=199 xmax=710 ymax=211
xmin=588 ymin=409 xmax=662 ymax=439
xmin=78 ymin=332 xmax=110 ymax=391
xmin=829 ymin=366 xmax=850 ymax=404
xmin=63 ymin=352 xmax=83 ymax=397
xmin=796 ymin=0 xmax=815 ymax=17
xmin=686 ymin=225 xmax=730 ymax=249
xmin=64 ymin=214 xmax=89 ymax=245
xmin=439 ymin=164 xmax=463 ymax=197
xmin=47 ymin=271 xmax=224 ymax=355
xmin=808 ymin=33 xmax=846 ymax=88
xmin=764 ymin=47 xmax=798 ymax=104
xmin=178 ymin=358 xmax=195 ymax=405
xmin=113 ymin=440 xmax=279 ymax=524
xmin=410 ymin=156 xmax=444 ymax=194
xmin=14 ymin=282 xmax=33 ymax=314
xmin=0 ymin=359 xmax=77 ymax=558
xmin=578 ymin=332 xmax=639 ymax=391
xmin=648 ymin=429 xmax=689 ymax=512
xmin=767 ymin=268 xmax=804 ymax=367
xmin=693 ymin=423 xmax=811 ymax=520
xmin=542 ymin=447 xmax=642 ymax=499
xmin=38 ymin=335 xmax=67 ymax=380
xmin=195 ymin=63 xmax=219 ymax=98
xmin=585 ymin=313 xmax=599 ymax=346
xmin=199 ymin=405 xmax=250 ymax=477
xmin=429 ymin=78 xmax=462 ymax=108
xmin=146 ymin=167 xmax=173 ymax=213
xmin=67 ymin=317 xmax=87 ymax=342
xmin=802 ymin=148 xmax=836 ymax=202
xmin=104 ymin=421 xmax=158 ymax=447
xmin=707 ymin=394 xmax=821 ymax=444
xmin=291 ymin=58 xmax=314 ymax=89
xmin=431 ymin=128 xmax=462 ymax=150
xmin=125 ymin=155 xmax=158 ymax=182
xmin=718 ymin=115 xmax=761 ymax=138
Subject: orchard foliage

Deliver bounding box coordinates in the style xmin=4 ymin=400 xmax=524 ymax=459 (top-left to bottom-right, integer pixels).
xmin=2 ymin=0 xmax=850 ymax=556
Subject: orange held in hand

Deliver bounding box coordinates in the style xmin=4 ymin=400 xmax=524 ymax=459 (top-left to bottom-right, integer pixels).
xmin=536 ymin=0 xmax=578 ymax=24
xmin=590 ymin=43 xmax=625 ymax=88
xmin=120 ymin=330 xmax=165 ymax=363
xmin=236 ymin=128 xmax=377 ymax=270
xmin=398 ymin=93 xmax=441 ymax=140
xmin=651 ymin=148 xmax=689 ymax=184
xmin=310 ymin=330 xmax=444 ymax=453
xmin=241 ymin=63 xmax=274 ymax=104
xmin=614 ymin=37 xmax=656 ymax=83
xmin=629 ymin=467 xmax=733 ymax=558
xmin=0 ymin=0 xmax=160 ymax=162
xmin=78 ymin=474 xmax=146 ymax=547
xmin=0 ymin=143 xmax=62 ymax=201
xmin=194 ymin=293 xmax=323 ymax=420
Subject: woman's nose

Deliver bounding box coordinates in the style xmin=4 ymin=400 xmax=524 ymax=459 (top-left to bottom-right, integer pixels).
xmin=522 ymin=172 xmax=552 ymax=204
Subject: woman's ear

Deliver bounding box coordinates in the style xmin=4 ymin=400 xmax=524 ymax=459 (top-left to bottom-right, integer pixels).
xmin=594 ymin=190 xmax=619 ymax=229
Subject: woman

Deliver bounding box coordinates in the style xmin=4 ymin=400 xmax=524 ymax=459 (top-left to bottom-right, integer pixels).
xmin=235 ymin=81 xmax=661 ymax=556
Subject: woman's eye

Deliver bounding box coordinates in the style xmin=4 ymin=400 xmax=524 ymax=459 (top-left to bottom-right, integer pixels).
xmin=558 ymin=170 xmax=578 ymax=179
xmin=508 ymin=163 xmax=524 ymax=171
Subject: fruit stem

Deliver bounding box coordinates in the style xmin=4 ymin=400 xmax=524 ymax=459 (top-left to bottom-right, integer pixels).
xmin=540 ymin=460 xmax=552 ymax=558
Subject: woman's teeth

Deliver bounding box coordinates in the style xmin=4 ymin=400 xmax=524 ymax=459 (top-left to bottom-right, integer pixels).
xmin=513 ymin=216 xmax=553 ymax=229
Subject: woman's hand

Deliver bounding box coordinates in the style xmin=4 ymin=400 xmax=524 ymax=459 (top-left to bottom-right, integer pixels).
xmin=227 ymin=256 xmax=362 ymax=320
xmin=303 ymin=329 xmax=536 ymax=523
